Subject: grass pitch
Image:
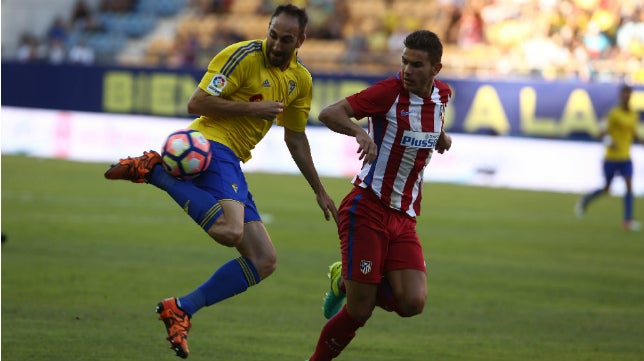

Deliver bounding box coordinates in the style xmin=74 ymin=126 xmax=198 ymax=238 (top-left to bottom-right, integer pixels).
xmin=2 ymin=155 xmax=643 ymax=361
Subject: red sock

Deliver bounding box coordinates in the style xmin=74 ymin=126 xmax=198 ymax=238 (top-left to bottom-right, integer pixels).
xmin=309 ymin=305 xmax=365 ymax=361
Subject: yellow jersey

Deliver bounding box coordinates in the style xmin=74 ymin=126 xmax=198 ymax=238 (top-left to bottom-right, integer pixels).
xmin=605 ymin=106 xmax=638 ymax=161
xmin=189 ymin=39 xmax=312 ymax=162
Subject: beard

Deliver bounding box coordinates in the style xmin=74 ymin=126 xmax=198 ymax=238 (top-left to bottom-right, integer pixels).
xmin=267 ymin=49 xmax=290 ymax=68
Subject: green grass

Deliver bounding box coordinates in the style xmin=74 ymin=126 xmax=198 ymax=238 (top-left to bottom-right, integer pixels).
xmin=2 ymin=155 xmax=643 ymax=361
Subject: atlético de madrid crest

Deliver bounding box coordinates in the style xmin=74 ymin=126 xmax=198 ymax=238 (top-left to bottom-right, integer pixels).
xmin=360 ymin=260 xmax=372 ymax=275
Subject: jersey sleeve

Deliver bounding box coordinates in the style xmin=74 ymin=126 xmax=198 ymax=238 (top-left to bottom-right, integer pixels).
xmin=346 ymin=78 xmax=399 ymax=119
xmin=434 ymin=79 xmax=452 ymax=104
xmin=198 ymin=43 xmax=244 ymax=97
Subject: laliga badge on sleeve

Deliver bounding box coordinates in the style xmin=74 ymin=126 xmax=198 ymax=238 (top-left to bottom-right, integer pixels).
xmin=207 ymin=74 xmax=227 ymax=96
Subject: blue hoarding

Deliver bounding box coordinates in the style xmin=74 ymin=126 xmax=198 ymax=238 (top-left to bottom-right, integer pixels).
xmin=2 ymin=61 xmax=642 ymax=140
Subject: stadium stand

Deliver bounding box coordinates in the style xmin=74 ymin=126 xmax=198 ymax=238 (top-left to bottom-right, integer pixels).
xmin=2 ymin=0 xmax=643 ymax=83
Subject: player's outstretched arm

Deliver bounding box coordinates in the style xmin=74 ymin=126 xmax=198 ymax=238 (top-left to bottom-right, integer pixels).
xmin=283 ymin=128 xmax=339 ymax=225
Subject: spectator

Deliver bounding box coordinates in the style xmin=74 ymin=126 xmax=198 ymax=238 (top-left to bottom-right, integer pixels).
xmin=307 ymin=0 xmax=347 ymax=39
xmin=100 ymin=0 xmax=134 ymax=13
xmin=616 ymin=7 xmax=644 ymax=59
xmin=71 ymin=0 xmax=104 ymax=32
xmin=174 ymin=32 xmax=200 ymax=68
xmin=440 ymin=0 xmax=465 ymax=44
xmin=257 ymin=0 xmax=305 ymax=15
xmin=16 ymin=33 xmax=42 ymax=63
xmin=68 ymin=39 xmax=96 ymax=65
xmin=583 ymin=21 xmax=612 ymax=59
xmin=47 ymin=38 xmax=67 ymax=64
xmin=71 ymin=0 xmax=91 ymax=28
xmin=457 ymin=5 xmax=485 ymax=48
xmin=47 ymin=16 xmax=69 ymax=44
xmin=210 ymin=0 xmax=234 ymax=13
xmin=342 ymin=21 xmax=369 ymax=65
xmin=386 ymin=22 xmax=408 ymax=54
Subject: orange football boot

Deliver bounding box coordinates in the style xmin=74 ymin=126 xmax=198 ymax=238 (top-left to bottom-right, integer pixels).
xmin=156 ymin=297 xmax=192 ymax=359
xmin=104 ymin=150 xmax=161 ymax=183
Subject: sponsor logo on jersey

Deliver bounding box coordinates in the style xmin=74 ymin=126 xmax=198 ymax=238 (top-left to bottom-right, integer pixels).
xmin=249 ymin=94 xmax=264 ymax=102
xmin=400 ymin=130 xmax=440 ymax=149
xmin=360 ymin=260 xmax=372 ymax=275
xmin=401 ymin=110 xmax=418 ymax=117
xmin=207 ymin=74 xmax=227 ymax=95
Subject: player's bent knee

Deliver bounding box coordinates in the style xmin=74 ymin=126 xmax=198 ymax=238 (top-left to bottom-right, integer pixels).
xmin=253 ymin=253 xmax=277 ymax=279
xmin=207 ymin=226 xmax=243 ymax=247
xmin=396 ymin=297 xmax=425 ymax=317
xmin=259 ymin=260 xmax=277 ymax=279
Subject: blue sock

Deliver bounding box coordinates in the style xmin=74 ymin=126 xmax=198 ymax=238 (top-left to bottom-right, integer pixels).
xmin=624 ymin=191 xmax=633 ymax=221
xmin=149 ymin=165 xmax=222 ymax=231
xmin=178 ymin=257 xmax=260 ymax=316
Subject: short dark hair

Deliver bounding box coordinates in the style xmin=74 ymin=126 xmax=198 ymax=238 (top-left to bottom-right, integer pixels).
xmin=272 ymin=4 xmax=308 ymax=33
xmin=404 ymin=30 xmax=443 ymax=65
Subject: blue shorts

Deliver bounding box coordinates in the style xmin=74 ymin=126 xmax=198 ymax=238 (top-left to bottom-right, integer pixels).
xmin=190 ymin=141 xmax=261 ymax=223
xmin=603 ymin=160 xmax=633 ymax=181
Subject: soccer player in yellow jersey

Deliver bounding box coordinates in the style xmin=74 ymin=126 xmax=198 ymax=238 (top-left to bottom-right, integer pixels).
xmin=576 ymin=85 xmax=642 ymax=231
xmin=105 ymin=4 xmax=338 ymax=358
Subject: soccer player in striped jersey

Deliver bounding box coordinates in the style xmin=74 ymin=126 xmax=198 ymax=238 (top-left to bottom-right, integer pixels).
xmin=576 ymin=84 xmax=641 ymax=231
xmin=307 ymin=30 xmax=452 ymax=361
xmin=105 ymin=4 xmax=338 ymax=358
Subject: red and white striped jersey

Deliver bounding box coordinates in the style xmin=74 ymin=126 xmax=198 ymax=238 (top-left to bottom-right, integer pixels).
xmin=346 ymin=73 xmax=452 ymax=217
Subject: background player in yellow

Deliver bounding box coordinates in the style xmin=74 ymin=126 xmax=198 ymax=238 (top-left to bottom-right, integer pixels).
xmin=576 ymin=84 xmax=642 ymax=231
xmin=105 ymin=4 xmax=338 ymax=358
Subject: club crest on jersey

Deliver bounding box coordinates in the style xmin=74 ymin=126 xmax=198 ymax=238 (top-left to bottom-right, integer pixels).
xmin=207 ymin=74 xmax=227 ymax=95
xmin=400 ymin=130 xmax=440 ymax=149
xmin=262 ymin=79 xmax=270 ymax=87
xmin=288 ymin=80 xmax=296 ymax=95
xmin=360 ymin=260 xmax=372 ymax=275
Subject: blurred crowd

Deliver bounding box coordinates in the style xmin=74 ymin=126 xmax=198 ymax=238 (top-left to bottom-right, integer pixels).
xmin=437 ymin=0 xmax=644 ymax=82
xmin=159 ymin=0 xmax=644 ymax=83
xmin=15 ymin=0 xmax=139 ymax=65
xmin=11 ymin=0 xmax=644 ymax=84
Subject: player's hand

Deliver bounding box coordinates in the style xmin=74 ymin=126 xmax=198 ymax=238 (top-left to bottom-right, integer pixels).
xmin=356 ymin=130 xmax=377 ymax=164
xmin=252 ymin=101 xmax=284 ymax=121
xmin=436 ymin=131 xmax=452 ymax=154
xmin=316 ymin=190 xmax=339 ymax=226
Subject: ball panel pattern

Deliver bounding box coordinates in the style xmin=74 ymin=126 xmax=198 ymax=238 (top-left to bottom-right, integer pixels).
xmin=161 ymin=129 xmax=212 ymax=179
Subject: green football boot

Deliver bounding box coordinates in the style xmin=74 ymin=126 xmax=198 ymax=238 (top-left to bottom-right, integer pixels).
xmin=323 ymin=261 xmax=346 ymax=319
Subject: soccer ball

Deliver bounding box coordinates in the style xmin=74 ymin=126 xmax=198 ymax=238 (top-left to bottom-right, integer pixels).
xmin=161 ymin=129 xmax=212 ymax=179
